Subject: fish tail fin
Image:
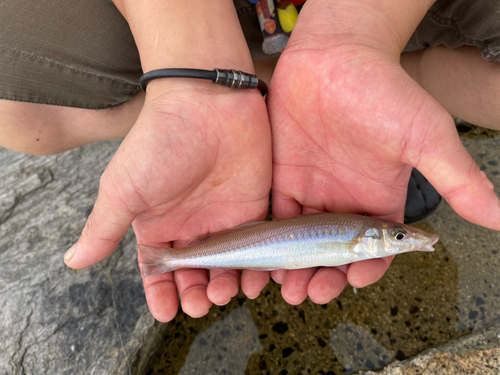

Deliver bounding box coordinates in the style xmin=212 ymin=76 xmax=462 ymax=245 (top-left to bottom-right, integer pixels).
xmin=137 ymin=245 xmax=176 ymax=276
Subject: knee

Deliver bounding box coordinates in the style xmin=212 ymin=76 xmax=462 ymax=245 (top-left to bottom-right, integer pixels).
xmin=0 ymin=93 xmax=143 ymax=156
xmin=407 ymin=46 xmax=500 ymax=131
xmin=0 ymin=100 xmax=70 ymax=155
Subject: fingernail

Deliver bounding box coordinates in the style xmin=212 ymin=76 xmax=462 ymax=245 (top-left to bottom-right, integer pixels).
xmin=217 ymin=298 xmax=231 ymax=306
xmin=64 ymin=244 xmax=77 ymax=264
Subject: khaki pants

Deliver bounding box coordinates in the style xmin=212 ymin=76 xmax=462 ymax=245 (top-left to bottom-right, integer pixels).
xmin=0 ymin=0 xmax=499 ymax=109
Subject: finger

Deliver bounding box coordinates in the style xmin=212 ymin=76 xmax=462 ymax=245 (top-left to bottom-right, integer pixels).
xmin=409 ymin=120 xmax=500 ymax=230
xmin=142 ymin=272 xmax=179 ymax=322
xmin=64 ymin=193 xmax=136 ymax=269
xmin=281 ymin=268 xmax=318 ymax=305
xmin=308 ymin=267 xmax=349 ymax=304
xmin=241 ymin=270 xmax=270 ymax=299
xmin=272 ymin=190 xmax=301 ymax=219
xmin=373 ymin=210 xmax=405 ymax=224
xmin=271 ymin=269 xmax=288 ymax=284
xmin=207 ymin=270 xmax=240 ymax=306
xmin=174 ymin=269 xmax=212 ymax=318
xmin=270 ymin=191 xmax=300 ymax=287
xmin=302 ymin=206 xmax=324 ymax=215
xmin=347 ymin=256 xmax=394 ymax=288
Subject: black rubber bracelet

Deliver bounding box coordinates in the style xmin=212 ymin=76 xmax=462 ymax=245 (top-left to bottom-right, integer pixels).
xmin=139 ymin=68 xmax=268 ymax=96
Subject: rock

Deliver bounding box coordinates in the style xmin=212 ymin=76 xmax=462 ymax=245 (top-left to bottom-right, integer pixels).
xmin=329 ymin=323 xmax=394 ymax=373
xmin=362 ymin=320 xmax=500 ymax=375
xmin=179 ymin=307 xmax=262 ymax=375
xmin=0 ymin=143 xmax=163 ymax=375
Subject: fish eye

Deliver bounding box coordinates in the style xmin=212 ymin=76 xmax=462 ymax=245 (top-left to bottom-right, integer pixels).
xmin=391 ymin=227 xmax=407 ymax=241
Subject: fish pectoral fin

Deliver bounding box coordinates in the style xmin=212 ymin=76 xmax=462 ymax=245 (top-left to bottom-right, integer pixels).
xmin=181 ymin=221 xmax=269 ymax=247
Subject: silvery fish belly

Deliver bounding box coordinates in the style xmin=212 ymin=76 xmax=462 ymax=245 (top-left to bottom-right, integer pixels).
xmin=138 ymin=213 xmax=439 ymax=277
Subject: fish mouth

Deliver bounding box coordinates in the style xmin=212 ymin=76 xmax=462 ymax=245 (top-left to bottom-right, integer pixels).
xmin=424 ymin=234 xmax=439 ymax=252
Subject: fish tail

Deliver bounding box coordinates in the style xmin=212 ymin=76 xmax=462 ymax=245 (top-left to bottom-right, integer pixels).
xmin=137 ymin=245 xmax=176 ymax=276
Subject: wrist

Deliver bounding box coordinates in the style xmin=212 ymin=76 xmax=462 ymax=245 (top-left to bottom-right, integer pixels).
xmin=288 ymin=0 xmax=436 ymax=58
xmin=142 ymin=76 xmax=234 ymax=101
xmin=141 ymin=78 xmax=267 ymax=114
xmin=114 ymin=0 xmax=254 ymax=73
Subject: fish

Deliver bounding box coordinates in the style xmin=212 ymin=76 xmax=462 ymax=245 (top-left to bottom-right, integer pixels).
xmin=137 ymin=213 xmax=439 ymax=277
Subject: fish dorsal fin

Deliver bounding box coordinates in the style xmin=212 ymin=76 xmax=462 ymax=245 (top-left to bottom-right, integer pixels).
xmin=181 ymin=221 xmax=268 ymax=247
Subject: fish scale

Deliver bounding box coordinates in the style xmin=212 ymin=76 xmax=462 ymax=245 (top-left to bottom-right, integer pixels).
xmin=138 ymin=213 xmax=438 ymax=276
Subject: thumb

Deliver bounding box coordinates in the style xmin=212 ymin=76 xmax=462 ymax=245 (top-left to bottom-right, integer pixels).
xmin=64 ymin=192 xmax=137 ymax=269
xmin=413 ymin=124 xmax=500 ymax=231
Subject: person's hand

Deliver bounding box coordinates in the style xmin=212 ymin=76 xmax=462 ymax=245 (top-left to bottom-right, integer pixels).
xmin=64 ymin=81 xmax=272 ymax=322
xmin=267 ymin=4 xmax=500 ymax=305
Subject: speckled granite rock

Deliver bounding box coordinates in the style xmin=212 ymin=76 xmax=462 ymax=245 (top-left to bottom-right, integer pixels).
xmin=363 ymin=320 xmax=500 ymax=375
xmin=0 ymin=144 xmax=162 ymax=375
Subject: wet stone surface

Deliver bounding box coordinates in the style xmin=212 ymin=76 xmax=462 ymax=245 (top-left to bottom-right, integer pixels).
xmin=178 ymin=307 xmax=262 ymax=375
xmin=329 ymin=323 xmax=394 ymax=372
xmin=145 ymin=122 xmax=500 ymax=375
xmin=455 ymin=118 xmax=500 ymax=140
xmin=145 ymin=229 xmax=469 ymax=375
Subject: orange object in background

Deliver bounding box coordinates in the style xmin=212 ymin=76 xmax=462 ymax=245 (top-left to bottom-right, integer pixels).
xmin=264 ymin=19 xmax=277 ymax=34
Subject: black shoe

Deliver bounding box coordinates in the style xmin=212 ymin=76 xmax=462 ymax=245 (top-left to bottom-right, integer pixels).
xmin=404 ymin=169 xmax=441 ymax=224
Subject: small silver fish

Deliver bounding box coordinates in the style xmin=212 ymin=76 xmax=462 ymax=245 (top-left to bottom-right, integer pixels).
xmin=138 ymin=213 xmax=438 ymax=277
